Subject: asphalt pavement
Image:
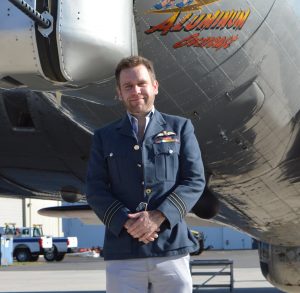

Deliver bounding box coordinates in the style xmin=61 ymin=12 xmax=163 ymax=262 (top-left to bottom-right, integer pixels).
xmin=0 ymin=250 xmax=285 ymax=293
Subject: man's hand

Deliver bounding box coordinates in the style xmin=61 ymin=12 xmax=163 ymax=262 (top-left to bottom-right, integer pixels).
xmin=124 ymin=210 xmax=166 ymax=244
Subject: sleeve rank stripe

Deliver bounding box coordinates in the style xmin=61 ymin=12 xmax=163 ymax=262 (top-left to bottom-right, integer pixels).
xmin=103 ymin=200 xmax=119 ymax=224
xmin=171 ymin=192 xmax=187 ymax=213
xmin=168 ymin=195 xmax=185 ymax=219
xmin=169 ymin=192 xmax=186 ymax=217
xmin=106 ymin=202 xmax=123 ymax=229
xmin=168 ymin=196 xmax=184 ymax=219
xmin=104 ymin=201 xmax=123 ymax=228
xmin=103 ymin=200 xmax=122 ymax=226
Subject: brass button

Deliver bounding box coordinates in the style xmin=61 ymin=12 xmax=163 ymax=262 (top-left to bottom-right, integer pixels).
xmin=145 ymin=188 xmax=152 ymax=195
xmin=137 ymin=163 xmax=142 ymax=168
xmin=168 ymin=149 xmax=174 ymax=154
xmin=134 ymin=145 xmax=140 ymax=150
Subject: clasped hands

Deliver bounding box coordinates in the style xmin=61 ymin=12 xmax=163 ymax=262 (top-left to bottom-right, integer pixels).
xmin=124 ymin=210 xmax=165 ymax=244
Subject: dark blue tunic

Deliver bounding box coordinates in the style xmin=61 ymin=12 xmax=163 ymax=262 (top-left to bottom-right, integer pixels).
xmin=86 ymin=110 xmax=205 ymax=260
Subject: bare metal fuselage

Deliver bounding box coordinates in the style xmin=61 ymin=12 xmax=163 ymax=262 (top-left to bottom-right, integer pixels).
xmin=0 ymin=0 xmax=300 ymax=291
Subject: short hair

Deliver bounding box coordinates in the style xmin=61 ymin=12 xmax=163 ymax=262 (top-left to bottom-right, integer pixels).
xmin=115 ymin=56 xmax=157 ymax=87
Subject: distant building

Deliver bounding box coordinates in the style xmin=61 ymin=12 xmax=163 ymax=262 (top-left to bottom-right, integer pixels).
xmin=0 ymin=196 xmax=63 ymax=237
xmin=0 ymin=196 xmax=254 ymax=250
xmin=190 ymin=226 xmax=253 ymax=250
xmin=63 ymin=218 xmax=105 ymax=248
xmin=63 ymin=219 xmax=253 ymax=250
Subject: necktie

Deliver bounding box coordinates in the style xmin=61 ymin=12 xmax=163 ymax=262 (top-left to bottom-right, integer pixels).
xmin=131 ymin=116 xmax=146 ymax=142
xmin=137 ymin=116 xmax=146 ymax=142
xmin=131 ymin=117 xmax=138 ymax=137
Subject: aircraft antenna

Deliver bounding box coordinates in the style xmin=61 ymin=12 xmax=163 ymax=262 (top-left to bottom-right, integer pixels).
xmin=8 ymin=0 xmax=51 ymax=28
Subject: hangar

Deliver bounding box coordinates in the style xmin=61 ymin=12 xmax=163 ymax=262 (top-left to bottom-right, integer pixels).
xmin=0 ymin=196 xmax=253 ymax=250
xmin=0 ymin=196 xmax=63 ymax=237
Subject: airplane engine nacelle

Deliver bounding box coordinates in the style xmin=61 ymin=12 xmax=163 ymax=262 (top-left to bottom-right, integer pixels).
xmin=192 ymin=187 xmax=219 ymax=219
xmin=259 ymin=242 xmax=300 ymax=293
xmin=53 ymin=0 xmax=136 ymax=84
xmin=0 ymin=0 xmax=137 ymax=89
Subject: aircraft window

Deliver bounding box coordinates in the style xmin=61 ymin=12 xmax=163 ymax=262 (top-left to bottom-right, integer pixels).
xmin=3 ymin=94 xmax=35 ymax=130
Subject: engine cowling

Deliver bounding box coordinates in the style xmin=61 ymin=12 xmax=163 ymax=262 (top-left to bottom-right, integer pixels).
xmin=0 ymin=0 xmax=137 ymax=90
xmin=259 ymin=242 xmax=300 ymax=293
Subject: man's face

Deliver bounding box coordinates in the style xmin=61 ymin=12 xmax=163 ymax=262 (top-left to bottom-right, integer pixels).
xmin=117 ymin=64 xmax=158 ymax=116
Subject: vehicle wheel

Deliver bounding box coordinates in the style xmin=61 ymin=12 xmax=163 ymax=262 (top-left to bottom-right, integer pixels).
xmin=44 ymin=246 xmax=57 ymax=262
xmin=30 ymin=254 xmax=39 ymax=261
xmin=15 ymin=249 xmax=31 ymax=262
xmin=55 ymin=253 xmax=65 ymax=261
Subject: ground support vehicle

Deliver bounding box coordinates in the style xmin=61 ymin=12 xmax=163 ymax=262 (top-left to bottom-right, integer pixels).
xmin=0 ymin=223 xmax=77 ymax=262
xmin=11 ymin=223 xmax=78 ymax=262
xmin=44 ymin=236 xmax=78 ymax=262
xmin=0 ymin=224 xmax=53 ymax=262
xmin=13 ymin=236 xmax=52 ymax=262
xmin=190 ymin=230 xmax=205 ymax=256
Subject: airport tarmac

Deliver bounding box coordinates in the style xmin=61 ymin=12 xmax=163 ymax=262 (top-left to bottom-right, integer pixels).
xmin=0 ymin=250 xmax=284 ymax=293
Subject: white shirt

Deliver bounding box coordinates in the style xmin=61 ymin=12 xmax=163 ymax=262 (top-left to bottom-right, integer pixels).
xmin=127 ymin=108 xmax=155 ymax=139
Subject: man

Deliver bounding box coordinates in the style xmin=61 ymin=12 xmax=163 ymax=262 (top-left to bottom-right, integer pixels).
xmin=86 ymin=56 xmax=205 ymax=293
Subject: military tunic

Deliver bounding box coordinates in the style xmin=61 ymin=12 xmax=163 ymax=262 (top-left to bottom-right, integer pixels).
xmin=86 ymin=110 xmax=205 ymax=260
